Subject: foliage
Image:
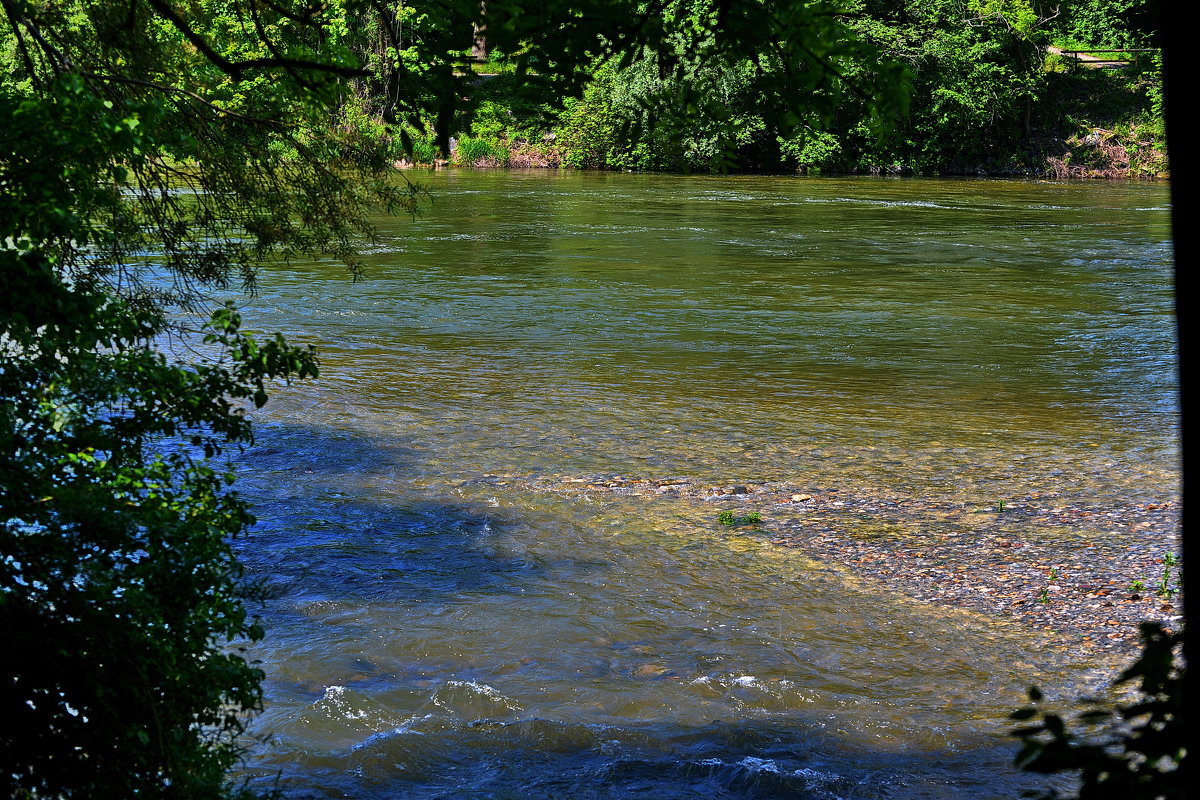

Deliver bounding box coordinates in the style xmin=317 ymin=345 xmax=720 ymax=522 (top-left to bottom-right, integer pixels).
xmin=335 ymin=0 xmax=911 ymax=164
xmin=557 ymin=64 xmax=640 ymax=170
xmin=1010 ymin=622 xmax=1187 ymax=799
xmin=544 ymin=0 xmax=1166 ymax=175
xmin=803 ymin=0 xmax=1058 ymax=172
xmin=0 ymin=2 xmax=403 ymax=797
xmin=552 ymin=0 xmax=909 ymax=172
xmin=551 ymin=0 xmax=1051 ymax=172
xmin=717 ymin=510 xmax=763 ymax=526
xmin=0 ymin=3 xmax=425 ymax=305
xmin=0 ymin=16 xmax=332 ymax=790
xmin=345 ymin=0 xmax=908 ymax=170
xmin=0 ymin=283 xmax=314 ymax=798
xmin=802 ymin=0 xmax=1163 ymax=174
xmin=1056 ymin=0 xmax=1158 ymax=49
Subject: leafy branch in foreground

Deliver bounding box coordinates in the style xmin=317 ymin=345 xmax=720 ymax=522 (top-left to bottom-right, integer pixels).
xmin=2 ymin=4 xmax=342 ymax=795
xmin=1010 ymin=621 xmax=1187 ymax=800
xmin=1 ymin=272 xmax=315 ymax=797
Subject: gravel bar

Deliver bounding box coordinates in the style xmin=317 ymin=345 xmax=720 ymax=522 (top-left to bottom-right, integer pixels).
xmin=517 ymin=474 xmax=1183 ymax=663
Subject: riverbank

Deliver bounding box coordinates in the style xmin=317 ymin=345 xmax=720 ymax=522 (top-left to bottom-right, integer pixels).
xmin=397 ymin=121 xmax=1169 ymax=180
xmin=394 ymin=50 xmax=1166 ymax=179
xmin=511 ymin=475 xmax=1182 ymax=663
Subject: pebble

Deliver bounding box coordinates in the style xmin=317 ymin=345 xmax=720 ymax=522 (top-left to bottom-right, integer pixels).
xmin=522 ymin=473 xmax=1181 ymax=662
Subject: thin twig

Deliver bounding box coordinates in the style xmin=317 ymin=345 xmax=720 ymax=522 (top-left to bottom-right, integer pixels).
xmin=81 ymin=72 xmax=286 ymax=127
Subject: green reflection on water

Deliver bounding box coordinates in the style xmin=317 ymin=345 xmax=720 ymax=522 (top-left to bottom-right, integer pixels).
xmin=236 ymin=173 xmax=1176 ymax=798
xmin=252 ymin=172 xmax=1175 ymax=496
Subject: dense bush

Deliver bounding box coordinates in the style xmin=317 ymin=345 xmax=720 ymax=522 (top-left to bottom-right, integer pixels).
xmin=547 ymin=0 xmax=1165 ymax=175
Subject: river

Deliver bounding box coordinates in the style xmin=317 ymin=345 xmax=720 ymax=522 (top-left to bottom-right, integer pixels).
xmin=231 ymin=172 xmax=1177 ymax=799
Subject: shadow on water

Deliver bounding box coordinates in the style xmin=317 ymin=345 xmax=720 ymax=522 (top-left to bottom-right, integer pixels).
xmin=243 ymin=711 xmax=1060 ymax=800
xmin=234 ymin=423 xmax=573 ymax=606
xmin=232 ymin=423 xmax=1065 ymax=800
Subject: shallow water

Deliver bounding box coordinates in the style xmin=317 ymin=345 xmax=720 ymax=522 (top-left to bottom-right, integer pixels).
xmin=233 ymin=172 xmax=1176 ymax=798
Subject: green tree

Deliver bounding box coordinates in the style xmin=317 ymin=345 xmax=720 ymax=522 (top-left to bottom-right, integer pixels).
xmin=775 ymin=0 xmax=1061 ymax=172
xmin=0 ymin=277 xmax=316 ymax=798
xmin=549 ymin=0 xmax=1075 ymax=173
xmin=1 ymin=2 xmax=414 ymax=796
xmin=0 ymin=66 xmax=328 ymax=797
xmin=967 ymin=0 xmax=1057 ymax=137
xmin=1058 ymin=0 xmax=1158 ymax=48
xmin=554 ymin=0 xmax=909 ymax=172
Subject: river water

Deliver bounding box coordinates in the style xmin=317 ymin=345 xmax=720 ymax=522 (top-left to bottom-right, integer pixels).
xmin=232 ymin=172 xmax=1177 ymax=799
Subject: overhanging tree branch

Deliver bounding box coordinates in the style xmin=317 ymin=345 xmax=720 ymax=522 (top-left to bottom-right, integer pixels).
xmin=80 ymin=72 xmax=285 ymax=127
xmin=144 ymin=0 xmax=368 ymax=80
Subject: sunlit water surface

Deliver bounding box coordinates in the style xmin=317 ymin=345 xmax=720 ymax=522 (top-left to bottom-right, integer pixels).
xmin=231 ymin=172 xmax=1176 ymax=799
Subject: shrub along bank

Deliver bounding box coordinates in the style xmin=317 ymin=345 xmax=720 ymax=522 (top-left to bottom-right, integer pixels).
xmin=381 ymin=1 xmax=1166 ymax=178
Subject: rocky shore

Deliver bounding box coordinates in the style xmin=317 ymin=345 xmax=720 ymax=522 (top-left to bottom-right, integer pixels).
xmin=518 ymin=475 xmax=1182 ymax=663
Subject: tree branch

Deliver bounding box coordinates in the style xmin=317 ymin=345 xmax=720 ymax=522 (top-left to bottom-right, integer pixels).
xmin=80 ymin=72 xmax=286 ymax=127
xmin=256 ymin=0 xmax=328 ymax=25
xmin=144 ymin=0 xmax=368 ymax=81
xmin=0 ymin=0 xmax=40 ymax=84
xmin=246 ymin=0 xmax=320 ymax=91
xmin=1 ymin=0 xmax=71 ymax=77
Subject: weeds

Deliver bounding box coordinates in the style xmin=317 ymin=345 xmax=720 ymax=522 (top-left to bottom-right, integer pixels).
xmin=718 ymin=510 xmax=763 ymax=526
xmin=1156 ymin=553 xmax=1180 ymax=598
xmin=454 ymin=136 xmax=508 ymax=166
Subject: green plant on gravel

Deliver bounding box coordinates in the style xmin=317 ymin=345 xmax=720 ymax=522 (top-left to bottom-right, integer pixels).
xmin=997 ymin=499 xmax=1006 ymax=513
xmin=1129 ymin=578 xmax=1147 ymax=593
xmin=1156 ymin=553 xmax=1180 ymax=598
xmin=717 ymin=510 xmax=763 ymax=526
xmin=1038 ymin=587 xmax=1050 ymax=604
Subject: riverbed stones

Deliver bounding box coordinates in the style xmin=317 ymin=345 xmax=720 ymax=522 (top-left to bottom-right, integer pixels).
xmin=529 ymin=472 xmax=1181 ymax=662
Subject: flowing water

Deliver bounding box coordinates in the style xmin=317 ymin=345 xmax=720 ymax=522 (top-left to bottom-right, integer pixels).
xmin=231 ymin=172 xmax=1177 ymax=798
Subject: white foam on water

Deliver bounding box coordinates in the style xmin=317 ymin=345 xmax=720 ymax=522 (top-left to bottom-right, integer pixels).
xmin=349 ymin=714 xmax=434 ymax=751
xmin=437 ymin=679 xmax=522 ymax=712
xmin=692 ymin=755 xmax=852 ymax=798
xmin=319 ymin=685 xmax=370 ymax=720
xmin=738 ymin=756 xmax=781 ymax=773
xmin=445 ymin=679 xmax=504 ymax=698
